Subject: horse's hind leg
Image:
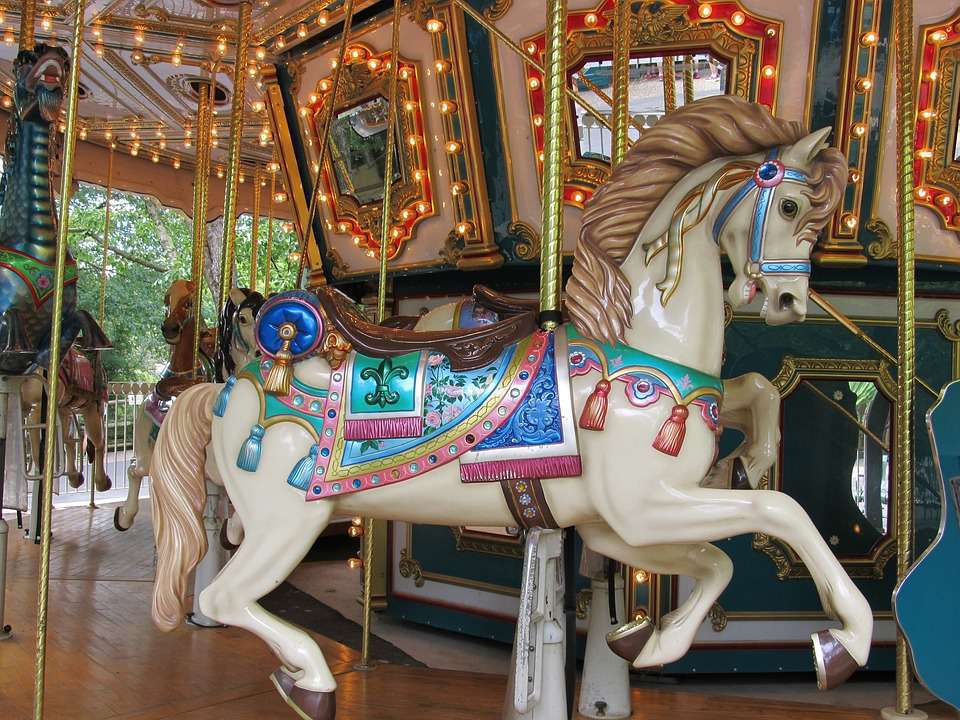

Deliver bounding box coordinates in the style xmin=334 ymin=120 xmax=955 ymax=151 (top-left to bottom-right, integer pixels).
xmin=59 ymin=408 xmax=83 ymax=488
xmin=578 ymin=522 xmax=732 ymax=668
xmin=198 ymin=498 xmax=336 ymax=701
xmin=80 ymin=401 xmax=111 ymax=492
xmin=115 ymin=405 xmax=150 ymax=530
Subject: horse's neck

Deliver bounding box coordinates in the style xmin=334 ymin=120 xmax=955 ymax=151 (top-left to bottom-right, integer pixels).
xmin=169 ymin=321 xmax=203 ymax=374
xmin=618 ymin=158 xmax=733 ymax=377
xmin=0 ymin=121 xmax=58 ymax=260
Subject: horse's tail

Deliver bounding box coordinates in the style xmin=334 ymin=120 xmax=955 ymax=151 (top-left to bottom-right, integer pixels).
xmin=150 ymin=383 xmax=217 ymax=631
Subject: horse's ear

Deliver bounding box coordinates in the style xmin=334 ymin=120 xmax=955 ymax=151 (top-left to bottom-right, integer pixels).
xmin=229 ymin=288 xmax=247 ymax=306
xmin=184 ymin=280 xmax=196 ymax=294
xmin=783 ymin=126 xmax=833 ymax=166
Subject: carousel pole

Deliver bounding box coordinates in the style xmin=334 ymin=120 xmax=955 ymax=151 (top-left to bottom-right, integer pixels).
xmin=264 ymin=166 xmax=275 ymax=296
xmin=610 ymin=0 xmax=630 ymax=168
xmin=191 ymin=84 xmax=213 ymax=374
xmin=661 ymin=55 xmax=676 ymax=114
xmin=294 ymin=0 xmax=356 ymax=289
xmin=216 ymin=1 xmax=252 ymax=313
xmin=358 ymin=0 xmax=400 ymax=672
xmin=91 ymin=143 xmax=114 ymax=508
xmin=683 ymin=54 xmax=695 ymax=105
xmin=882 ymin=0 xmax=924 ymax=718
xmin=250 ymin=168 xmax=261 ymax=291
xmin=18 ymin=0 xmax=35 ymax=51
xmin=33 ymin=0 xmax=84 ymax=715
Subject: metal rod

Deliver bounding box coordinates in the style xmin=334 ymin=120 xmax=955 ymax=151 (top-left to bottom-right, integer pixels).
xmin=575 ymin=72 xmax=643 ymax=139
xmin=217 ymin=1 xmax=252 ymax=312
xmin=537 ymin=0 xmax=566 ymax=325
xmin=662 ymin=55 xmax=676 ymax=114
xmin=452 ymin=0 xmax=615 ymax=135
xmin=611 ymin=0 xmax=630 ymax=167
xmin=33 ymin=0 xmax=85 ymax=714
xmin=250 ymin=168 xmax=261 ymax=291
xmin=296 ymin=0 xmax=356 ymax=289
xmin=18 ymin=0 xmax=36 ymax=51
xmin=683 ymin=54 xmax=695 ymax=105
xmin=807 ymin=290 xmax=936 ymax=399
xmin=191 ymin=83 xmax=213 ymax=374
xmin=801 ymin=380 xmax=889 ymax=453
xmin=97 ymin=146 xmax=113 ymax=326
xmin=894 ymin=0 xmax=916 ymax=713
xmin=264 ymin=167 xmax=275 ymax=295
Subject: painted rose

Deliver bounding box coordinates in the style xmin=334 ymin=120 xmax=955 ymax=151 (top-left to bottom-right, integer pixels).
xmin=428 ymin=353 xmax=444 ymax=367
xmin=442 ymin=405 xmax=460 ymax=423
xmin=444 ymin=384 xmax=463 ymax=398
xmin=425 ymin=410 xmax=442 ymax=428
xmin=424 ymin=383 xmax=433 ymax=396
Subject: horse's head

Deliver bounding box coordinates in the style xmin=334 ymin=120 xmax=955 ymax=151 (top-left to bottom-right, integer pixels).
xmin=161 ymin=279 xmax=197 ymax=344
xmin=714 ymin=127 xmax=845 ymax=325
xmin=216 ymin=287 xmax=266 ymax=380
xmin=14 ymin=44 xmax=69 ymax=125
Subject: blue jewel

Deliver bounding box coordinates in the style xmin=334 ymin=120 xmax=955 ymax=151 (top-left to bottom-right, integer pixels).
xmin=519 ymin=371 xmax=529 ymax=380
xmin=332 ymin=483 xmax=342 ymax=492
xmin=312 ymin=486 xmax=322 ymax=495
xmin=371 ymin=475 xmax=381 ymax=484
xmin=758 ymin=162 xmax=779 ymax=180
xmin=409 ymin=462 xmax=419 ymax=472
xmin=448 ymin=444 xmax=457 ymax=454
xmin=324 ymin=428 xmax=333 ymax=437
xmin=320 ymin=447 xmax=330 ymax=457
xmin=351 ymin=478 xmax=362 ymax=489
xmin=293 ymin=395 xmax=304 ymax=406
xmin=327 ymin=409 xmax=336 ymax=418
xmin=310 ymin=400 xmax=322 ymax=412
xmin=428 ymin=455 xmax=437 ymax=464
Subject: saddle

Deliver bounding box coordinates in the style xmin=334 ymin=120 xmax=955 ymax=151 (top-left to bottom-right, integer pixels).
xmin=314 ymin=286 xmax=536 ymax=372
xmin=471 ymin=285 xmax=567 ymax=321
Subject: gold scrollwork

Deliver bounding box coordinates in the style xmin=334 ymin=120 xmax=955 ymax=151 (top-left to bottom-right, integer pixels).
xmin=758 ymin=356 xmax=898 ymax=580
xmin=450 ymin=527 xmax=523 ymax=558
xmin=483 ymin=0 xmax=513 ymax=21
xmin=576 ymin=589 xmax=592 ymax=620
xmin=510 ymin=221 xmax=542 ymax=260
xmin=865 ymin=218 xmax=895 ymax=260
xmin=399 ymin=548 xmax=425 ymax=587
xmin=708 ymin=602 xmax=727 ymax=632
xmin=935 ymin=308 xmax=960 ymax=342
xmin=440 ymin=232 xmax=465 ymax=266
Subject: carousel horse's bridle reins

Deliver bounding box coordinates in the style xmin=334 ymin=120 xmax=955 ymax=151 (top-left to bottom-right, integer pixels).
xmin=712 ymin=148 xmax=812 ymax=278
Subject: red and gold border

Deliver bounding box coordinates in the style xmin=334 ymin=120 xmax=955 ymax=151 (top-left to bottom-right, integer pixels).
xmin=914 ymin=12 xmax=960 ymax=230
xmin=522 ymin=0 xmax=782 ymax=207
xmin=305 ymin=44 xmax=434 ymax=260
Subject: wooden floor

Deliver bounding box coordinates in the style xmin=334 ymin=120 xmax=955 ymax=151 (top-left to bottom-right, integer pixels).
xmin=0 ymin=504 xmax=886 ymax=720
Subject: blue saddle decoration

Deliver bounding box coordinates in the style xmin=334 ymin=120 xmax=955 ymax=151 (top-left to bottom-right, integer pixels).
xmin=255 ymin=290 xmax=325 ymax=359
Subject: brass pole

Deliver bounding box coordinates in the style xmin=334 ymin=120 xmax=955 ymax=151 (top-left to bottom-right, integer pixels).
xmin=191 ymin=84 xmax=213 ymax=374
xmin=611 ymin=0 xmax=630 ymax=167
xmin=575 ymin=71 xmax=644 ymax=137
xmin=683 ymin=54 xmax=695 ymax=105
xmin=296 ymin=0 xmax=356 ymax=289
xmin=97 ymin=145 xmax=113 ymax=327
xmin=662 ymin=55 xmax=676 ymax=113
xmin=264 ymin=168 xmax=275 ymax=295
xmin=452 ymin=0 xmax=615 ymax=136
xmin=217 ymin=1 xmax=252 ymax=312
xmin=537 ymin=0 xmax=566 ymax=325
xmin=19 ymin=0 xmax=36 ymax=51
xmin=250 ymin=168 xmax=261 ymax=291
xmin=807 ymin=290 xmax=936 ymax=399
xmin=894 ymin=0 xmax=916 ymax=714
xmin=33 ymin=0 xmax=84 ymax=715
xmin=359 ymin=0 xmax=401 ymax=672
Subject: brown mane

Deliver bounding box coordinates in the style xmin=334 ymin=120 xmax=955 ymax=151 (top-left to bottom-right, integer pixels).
xmin=565 ymin=95 xmax=846 ymax=345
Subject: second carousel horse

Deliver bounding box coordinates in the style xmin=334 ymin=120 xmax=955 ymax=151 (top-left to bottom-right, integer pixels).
xmin=149 ymin=96 xmax=872 ymax=720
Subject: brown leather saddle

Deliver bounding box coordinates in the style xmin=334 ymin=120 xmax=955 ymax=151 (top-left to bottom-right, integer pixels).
xmin=314 ymin=286 xmax=537 ymax=372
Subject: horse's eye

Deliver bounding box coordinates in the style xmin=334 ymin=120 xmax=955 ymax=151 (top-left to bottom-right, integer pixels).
xmin=780 ymin=198 xmax=799 ymax=219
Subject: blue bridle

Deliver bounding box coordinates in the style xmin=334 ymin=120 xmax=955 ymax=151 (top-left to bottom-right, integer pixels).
xmin=712 ymin=148 xmax=811 ymax=277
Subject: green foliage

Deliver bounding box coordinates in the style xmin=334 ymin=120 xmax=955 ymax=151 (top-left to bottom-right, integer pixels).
xmin=67 ymin=183 xmax=301 ymax=381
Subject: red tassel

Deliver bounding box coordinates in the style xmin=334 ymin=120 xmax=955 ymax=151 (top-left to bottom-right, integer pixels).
xmin=579 ymin=379 xmax=612 ymax=431
xmin=652 ymin=404 xmax=689 ymax=456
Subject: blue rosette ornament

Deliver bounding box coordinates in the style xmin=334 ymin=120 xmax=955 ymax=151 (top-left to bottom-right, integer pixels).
xmin=255 ymin=290 xmax=326 ymax=396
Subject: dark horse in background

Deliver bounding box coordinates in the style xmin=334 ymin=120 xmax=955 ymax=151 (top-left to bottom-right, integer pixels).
xmin=0 ymin=44 xmax=112 ymax=513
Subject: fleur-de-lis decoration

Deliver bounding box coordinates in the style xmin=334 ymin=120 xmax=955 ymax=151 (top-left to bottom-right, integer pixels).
xmin=361 ymin=357 xmax=410 ymax=407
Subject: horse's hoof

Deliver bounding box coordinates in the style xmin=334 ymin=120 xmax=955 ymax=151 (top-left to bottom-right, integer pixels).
xmin=606 ymin=618 xmax=655 ymax=663
xmin=67 ymin=473 xmax=83 ymax=489
xmin=731 ymin=457 xmax=751 ymax=490
xmin=113 ymin=507 xmax=130 ymax=532
xmin=812 ymin=630 xmax=859 ymax=690
xmin=270 ymin=669 xmax=336 ymax=720
xmin=219 ymin=520 xmax=238 ymax=551
xmin=95 ymin=478 xmax=112 ymax=493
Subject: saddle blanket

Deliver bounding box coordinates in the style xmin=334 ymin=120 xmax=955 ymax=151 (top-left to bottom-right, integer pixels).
xmin=232 ymin=328 xmax=582 ymax=500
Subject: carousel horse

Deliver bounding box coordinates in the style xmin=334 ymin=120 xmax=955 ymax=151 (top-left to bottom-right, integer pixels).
xmin=149 ymin=96 xmax=872 ymax=720
xmin=113 ymin=281 xmax=263 ymax=531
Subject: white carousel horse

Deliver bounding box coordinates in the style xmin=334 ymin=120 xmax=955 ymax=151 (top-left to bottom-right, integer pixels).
xmin=113 ymin=281 xmax=263 ymax=531
xmin=148 ymin=96 xmax=871 ymax=720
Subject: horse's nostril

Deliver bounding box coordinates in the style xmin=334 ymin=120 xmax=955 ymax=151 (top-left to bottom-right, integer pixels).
xmin=778 ymin=292 xmax=796 ymax=312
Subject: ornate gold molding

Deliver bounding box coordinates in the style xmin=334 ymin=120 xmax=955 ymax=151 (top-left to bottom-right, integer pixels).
xmin=398 ymin=548 xmax=425 ymax=587
xmin=510 ymin=221 xmax=541 ymax=260
xmin=865 ymin=218 xmax=895 ymax=260
xmin=450 ymin=527 xmax=523 ymax=558
xmin=708 ymin=602 xmax=727 ymax=632
xmin=935 ymin=308 xmax=960 ymax=380
xmin=576 ymin=589 xmax=592 ymax=620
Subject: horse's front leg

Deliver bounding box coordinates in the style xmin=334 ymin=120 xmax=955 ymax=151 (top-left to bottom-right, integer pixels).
xmin=704 ymin=372 xmax=779 ymax=489
xmin=59 ymin=407 xmax=83 ymax=489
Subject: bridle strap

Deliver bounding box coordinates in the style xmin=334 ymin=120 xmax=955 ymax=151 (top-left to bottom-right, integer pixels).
xmin=712 ymin=148 xmax=811 ymax=276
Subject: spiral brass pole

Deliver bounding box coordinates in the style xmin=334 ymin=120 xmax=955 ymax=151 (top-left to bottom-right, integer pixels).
xmin=894 ymin=0 xmax=917 ymax=715
xmin=358 ymin=0 xmax=401 ymax=672
xmin=538 ymin=0 xmax=566 ymax=326
xmin=295 ymin=0 xmax=356 ymax=289
xmin=217 ymin=1 xmax=252 ymax=313
xmin=97 ymin=145 xmax=113 ymax=328
xmin=18 ymin=0 xmax=36 ymax=51
xmin=191 ymin=84 xmax=213 ymax=374
xmin=264 ymin=168 xmax=275 ymax=295
xmin=662 ymin=55 xmax=676 ymax=114
xmin=33 ymin=0 xmax=84 ymax=715
xmin=452 ymin=0 xmax=614 ymax=136
xmin=250 ymin=168 xmax=261 ymax=291
xmin=683 ymin=54 xmax=695 ymax=105
xmin=611 ymin=0 xmax=630 ymax=168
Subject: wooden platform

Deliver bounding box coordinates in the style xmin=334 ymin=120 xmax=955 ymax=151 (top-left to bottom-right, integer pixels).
xmin=0 ymin=504 xmax=887 ymax=719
